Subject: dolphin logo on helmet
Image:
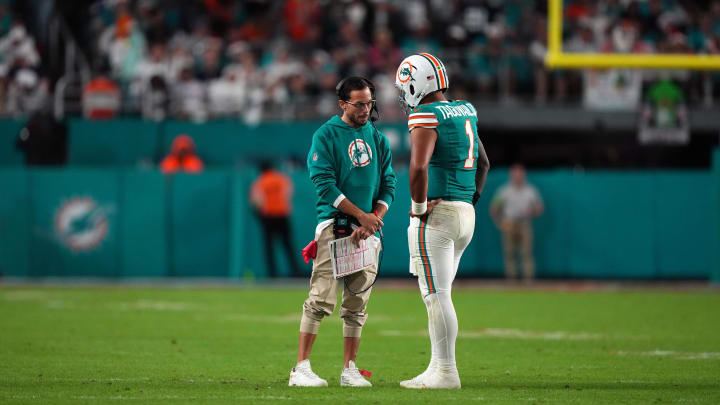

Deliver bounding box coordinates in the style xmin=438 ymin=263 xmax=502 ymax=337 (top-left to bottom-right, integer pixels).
xmin=397 ymin=61 xmax=416 ymax=83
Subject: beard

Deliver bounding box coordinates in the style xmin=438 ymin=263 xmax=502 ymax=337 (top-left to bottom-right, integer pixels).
xmin=350 ymin=113 xmax=369 ymax=127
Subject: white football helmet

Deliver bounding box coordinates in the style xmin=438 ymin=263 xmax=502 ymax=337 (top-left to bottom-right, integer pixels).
xmin=395 ymin=53 xmax=449 ymax=111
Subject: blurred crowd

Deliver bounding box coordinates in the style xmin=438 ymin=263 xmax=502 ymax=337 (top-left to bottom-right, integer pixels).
xmin=0 ymin=1 xmax=47 ymax=118
xmin=0 ymin=0 xmax=719 ymax=121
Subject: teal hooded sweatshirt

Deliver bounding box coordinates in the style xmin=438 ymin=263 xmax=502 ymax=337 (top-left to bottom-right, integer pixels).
xmin=307 ymin=115 xmax=396 ymax=224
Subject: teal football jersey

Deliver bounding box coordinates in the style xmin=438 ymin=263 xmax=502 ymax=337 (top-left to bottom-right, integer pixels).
xmin=408 ymin=100 xmax=480 ymax=203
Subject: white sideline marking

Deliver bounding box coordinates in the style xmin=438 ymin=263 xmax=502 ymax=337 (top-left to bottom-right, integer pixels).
xmin=111 ymin=300 xmax=196 ymax=311
xmin=461 ymin=329 xmax=601 ymax=340
xmin=613 ymin=350 xmax=720 ymax=360
xmin=381 ymin=328 xmax=601 ymax=340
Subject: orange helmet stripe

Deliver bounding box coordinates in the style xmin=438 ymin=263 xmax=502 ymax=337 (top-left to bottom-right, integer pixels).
xmin=419 ymin=53 xmax=446 ymax=89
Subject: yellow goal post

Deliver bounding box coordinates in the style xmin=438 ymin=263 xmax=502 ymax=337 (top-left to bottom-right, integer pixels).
xmin=545 ymin=0 xmax=720 ymax=70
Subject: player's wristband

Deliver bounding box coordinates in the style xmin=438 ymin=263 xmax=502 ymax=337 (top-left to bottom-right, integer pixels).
xmin=411 ymin=199 xmax=427 ymax=216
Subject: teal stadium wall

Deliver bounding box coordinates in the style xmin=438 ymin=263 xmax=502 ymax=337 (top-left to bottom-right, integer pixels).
xmin=0 ymin=119 xmax=26 ymax=166
xmin=0 ymin=118 xmax=718 ymax=280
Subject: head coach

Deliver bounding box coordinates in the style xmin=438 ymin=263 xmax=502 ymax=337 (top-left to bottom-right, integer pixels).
xmin=288 ymin=76 xmax=396 ymax=388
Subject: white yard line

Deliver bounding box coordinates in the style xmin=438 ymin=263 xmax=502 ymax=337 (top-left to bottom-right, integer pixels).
xmin=109 ymin=300 xmax=198 ymax=311
xmin=613 ymin=350 xmax=720 ymax=360
xmin=381 ymin=328 xmax=602 ymax=340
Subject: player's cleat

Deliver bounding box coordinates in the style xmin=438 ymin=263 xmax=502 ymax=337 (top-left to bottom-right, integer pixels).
xmin=340 ymin=360 xmax=372 ymax=387
xmin=422 ymin=369 xmax=461 ymax=389
xmin=399 ymin=363 xmax=437 ymax=389
xmin=400 ymin=368 xmax=461 ymax=389
xmin=288 ymin=360 xmax=328 ymax=387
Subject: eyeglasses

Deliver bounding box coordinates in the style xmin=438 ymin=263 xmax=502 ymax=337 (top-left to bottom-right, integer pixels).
xmin=344 ymin=100 xmax=376 ymax=110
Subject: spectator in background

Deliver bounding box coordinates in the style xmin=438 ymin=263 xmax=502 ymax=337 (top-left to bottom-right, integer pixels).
xmin=208 ymin=64 xmax=246 ymax=118
xmin=490 ymin=164 xmax=544 ymax=281
xmin=399 ymin=20 xmax=441 ymax=57
xmin=249 ymin=161 xmax=302 ymax=278
xmin=330 ymin=21 xmax=368 ymax=76
xmin=305 ymin=49 xmax=339 ymax=117
xmin=82 ymin=71 xmax=120 ymax=120
xmin=135 ymin=0 xmax=170 ymax=44
xmin=0 ymin=22 xmax=40 ymax=70
xmin=19 ymin=0 xmax=719 ymax=118
xmin=283 ymin=0 xmax=323 ymax=45
xmin=0 ymin=65 xmax=7 ymax=113
xmin=195 ymin=36 xmax=223 ymax=80
xmin=223 ymin=43 xmax=265 ymax=124
xmin=367 ymin=28 xmax=401 ymax=75
xmin=98 ymin=2 xmax=146 ymax=83
xmin=264 ymin=43 xmax=304 ymax=108
xmin=0 ymin=18 xmax=43 ymax=117
xmin=134 ymin=42 xmax=171 ymax=87
xmin=140 ymin=74 xmax=169 ymax=121
xmin=372 ymin=66 xmax=403 ymax=121
xmin=127 ymin=42 xmax=171 ymax=115
xmin=160 ymin=134 xmax=204 ymax=174
xmin=286 ymin=72 xmax=312 ymax=119
xmin=167 ymin=39 xmax=194 ymax=82
xmin=5 ymin=68 xmax=48 ymax=117
xmin=171 ymin=66 xmax=207 ymax=122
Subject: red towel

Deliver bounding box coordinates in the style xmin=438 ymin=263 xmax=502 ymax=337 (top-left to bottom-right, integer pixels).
xmin=302 ymin=240 xmax=317 ymax=264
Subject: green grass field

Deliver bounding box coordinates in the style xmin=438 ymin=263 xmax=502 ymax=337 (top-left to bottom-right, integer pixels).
xmin=1 ymin=284 xmax=719 ymax=404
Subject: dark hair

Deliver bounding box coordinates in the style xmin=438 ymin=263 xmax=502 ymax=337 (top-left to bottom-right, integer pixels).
xmin=336 ymin=76 xmax=375 ymax=101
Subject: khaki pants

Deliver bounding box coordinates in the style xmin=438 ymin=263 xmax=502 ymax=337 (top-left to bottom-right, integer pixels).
xmin=300 ymin=225 xmax=379 ymax=338
xmin=500 ymin=219 xmax=534 ymax=280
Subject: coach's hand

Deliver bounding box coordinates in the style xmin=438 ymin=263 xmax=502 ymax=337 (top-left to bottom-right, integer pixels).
xmin=409 ymin=198 xmax=443 ymax=219
xmin=350 ymin=226 xmax=373 ymax=245
xmin=359 ymin=212 xmax=383 ymax=234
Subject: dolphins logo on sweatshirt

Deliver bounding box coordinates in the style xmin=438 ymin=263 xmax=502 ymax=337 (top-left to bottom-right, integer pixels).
xmin=348 ymin=139 xmax=372 ymax=167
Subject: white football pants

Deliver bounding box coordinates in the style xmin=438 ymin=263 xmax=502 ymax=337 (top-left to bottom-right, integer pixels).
xmin=408 ymin=200 xmax=475 ymax=370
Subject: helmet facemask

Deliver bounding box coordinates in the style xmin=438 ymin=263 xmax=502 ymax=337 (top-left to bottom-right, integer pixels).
xmin=396 ymin=84 xmax=413 ymax=115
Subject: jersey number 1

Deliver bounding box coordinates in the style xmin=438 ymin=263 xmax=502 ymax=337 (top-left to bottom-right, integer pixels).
xmin=464 ymin=119 xmax=475 ymax=169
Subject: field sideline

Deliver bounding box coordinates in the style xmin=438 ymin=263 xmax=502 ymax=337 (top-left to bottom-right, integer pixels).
xmin=1 ymin=282 xmax=719 ymax=404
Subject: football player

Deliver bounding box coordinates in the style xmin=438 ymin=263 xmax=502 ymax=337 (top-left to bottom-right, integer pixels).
xmin=395 ymin=53 xmax=490 ymax=389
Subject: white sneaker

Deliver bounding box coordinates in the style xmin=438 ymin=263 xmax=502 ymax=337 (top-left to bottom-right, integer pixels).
xmin=340 ymin=361 xmax=372 ymax=387
xmin=422 ymin=369 xmax=461 ymax=389
xmin=288 ymin=360 xmax=328 ymax=387
xmin=399 ymin=363 xmax=437 ymax=389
